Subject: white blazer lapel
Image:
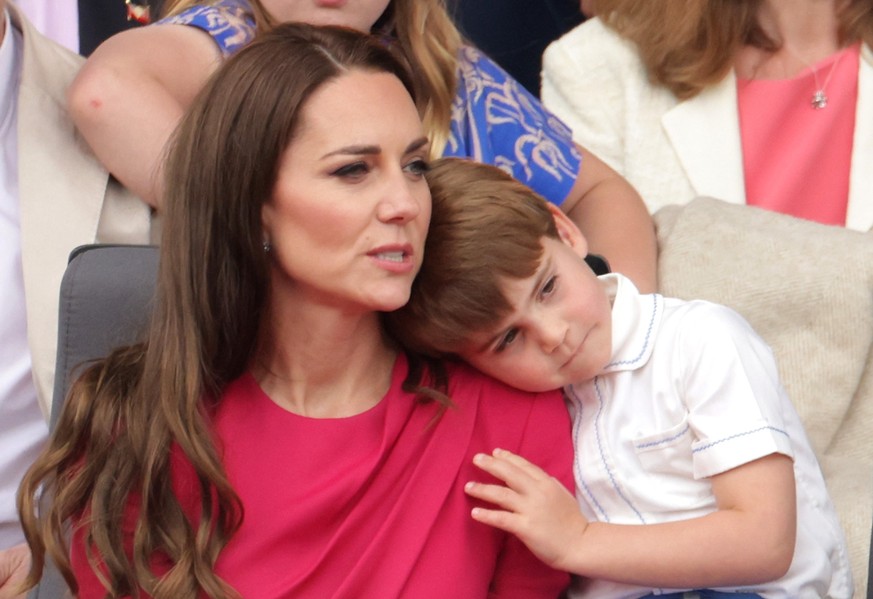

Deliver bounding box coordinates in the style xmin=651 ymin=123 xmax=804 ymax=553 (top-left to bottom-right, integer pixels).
xmin=661 ymin=72 xmax=746 ymax=205
xmin=847 ymin=44 xmax=873 ymax=232
xmin=14 ymin=4 xmax=111 ymax=416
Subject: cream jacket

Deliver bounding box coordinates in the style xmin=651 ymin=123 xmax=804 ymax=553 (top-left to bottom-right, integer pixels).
xmin=12 ymin=2 xmax=152 ymax=418
xmin=542 ymin=17 xmax=873 ymax=232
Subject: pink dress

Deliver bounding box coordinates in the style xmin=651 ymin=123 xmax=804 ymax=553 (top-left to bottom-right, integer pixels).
xmin=738 ymin=44 xmax=860 ymax=226
xmin=71 ymin=355 xmax=574 ymax=598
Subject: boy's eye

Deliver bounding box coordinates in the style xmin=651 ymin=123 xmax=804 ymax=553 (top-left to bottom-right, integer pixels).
xmin=495 ymin=328 xmax=519 ymax=353
xmin=404 ymin=159 xmax=429 ymax=176
xmin=540 ymin=275 xmax=557 ymax=298
xmin=331 ymin=162 xmax=370 ymax=178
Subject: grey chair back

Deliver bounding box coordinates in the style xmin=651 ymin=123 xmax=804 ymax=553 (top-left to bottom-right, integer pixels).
xmin=28 ymin=244 xmax=159 ymax=598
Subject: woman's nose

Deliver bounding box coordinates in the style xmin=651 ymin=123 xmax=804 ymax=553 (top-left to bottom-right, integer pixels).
xmin=377 ymin=174 xmax=423 ymax=224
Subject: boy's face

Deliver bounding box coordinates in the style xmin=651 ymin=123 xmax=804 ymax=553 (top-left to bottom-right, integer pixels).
xmin=457 ymin=213 xmax=613 ymax=393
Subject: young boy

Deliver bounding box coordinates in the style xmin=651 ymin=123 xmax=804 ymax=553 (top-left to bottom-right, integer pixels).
xmin=386 ymin=158 xmax=852 ymax=598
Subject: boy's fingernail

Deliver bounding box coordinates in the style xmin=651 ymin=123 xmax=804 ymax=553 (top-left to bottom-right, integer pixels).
xmin=473 ymin=453 xmax=486 ymax=465
xmin=465 ymin=481 xmax=475 ymax=491
xmin=493 ymin=447 xmax=506 ymax=457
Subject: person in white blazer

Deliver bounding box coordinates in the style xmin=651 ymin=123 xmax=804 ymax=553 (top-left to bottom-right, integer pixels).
xmin=542 ymin=0 xmax=873 ymax=232
xmin=0 ymin=2 xmax=151 ymax=595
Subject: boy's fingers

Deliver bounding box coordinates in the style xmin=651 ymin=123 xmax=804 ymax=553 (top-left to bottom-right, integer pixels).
xmin=492 ymin=448 xmax=551 ymax=481
xmin=470 ymin=506 xmax=519 ymax=535
xmin=472 ymin=452 xmax=525 ymax=487
xmin=464 ymin=481 xmax=521 ymax=511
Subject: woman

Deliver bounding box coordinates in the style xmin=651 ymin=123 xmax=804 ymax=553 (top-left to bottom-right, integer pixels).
xmin=542 ymin=0 xmax=873 ymax=230
xmin=19 ymin=23 xmax=574 ymax=598
xmin=67 ymin=0 xmax=656 ymax=292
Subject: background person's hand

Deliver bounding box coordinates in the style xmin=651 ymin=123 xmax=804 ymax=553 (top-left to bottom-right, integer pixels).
xmin=0 ymin=543 xmax=30 ymax=599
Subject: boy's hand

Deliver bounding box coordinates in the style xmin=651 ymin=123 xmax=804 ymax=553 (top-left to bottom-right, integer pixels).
xmin=465 ymin=448 xmax=587 ymax=571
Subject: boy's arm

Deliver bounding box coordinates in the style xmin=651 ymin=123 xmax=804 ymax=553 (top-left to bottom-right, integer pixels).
xmin=467 ymin=448 xmax=796 ymax=588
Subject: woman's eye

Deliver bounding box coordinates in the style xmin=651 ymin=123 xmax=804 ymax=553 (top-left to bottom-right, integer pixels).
xmin=331 ymin=162 xmax=370 ymax=179
xmin=495 ymin=328 xmax=519 ymax=353
xmin=404 ymin=159 xmax=430 ymax=177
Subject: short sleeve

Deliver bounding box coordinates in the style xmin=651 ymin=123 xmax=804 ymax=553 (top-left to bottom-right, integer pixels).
xmin=444 ymin=45 xmax=582 ymax=206
xmin=676 ymin=303 xmax=795 ymax=479
xmin=157 ymin=0 xmax=256 ymax=57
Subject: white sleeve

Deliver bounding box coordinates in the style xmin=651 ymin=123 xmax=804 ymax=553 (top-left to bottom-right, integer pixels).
xmin=673 ymin=302 xmax=795 ymax=479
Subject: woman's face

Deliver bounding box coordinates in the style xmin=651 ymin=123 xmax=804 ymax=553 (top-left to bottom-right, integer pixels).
xmin=262 ymin=70 xmax=431 ymax=314
xmin=260 ymin=0 xmax=392 ymax=32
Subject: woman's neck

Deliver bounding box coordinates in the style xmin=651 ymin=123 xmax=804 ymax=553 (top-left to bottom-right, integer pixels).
xmin=739 ymin=0 xmax=843 ymax=79
xmin=252 ymin=301 xmax=398 ymax=418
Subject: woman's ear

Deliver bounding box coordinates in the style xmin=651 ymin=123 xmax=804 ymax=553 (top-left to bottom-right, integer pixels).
xmin=547 ymin=203 xmax=588 ymax=258
xmin=261 ymin=201 xmax=274 ymax=243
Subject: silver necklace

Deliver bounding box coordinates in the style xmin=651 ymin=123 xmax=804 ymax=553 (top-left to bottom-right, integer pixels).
xmin=785 ymin=47 xmax=844 ymax=110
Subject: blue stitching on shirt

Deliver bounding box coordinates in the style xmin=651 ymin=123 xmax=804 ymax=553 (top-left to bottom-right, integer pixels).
xmin=592 ymin=377 xmax=646 ymax=524
xmin=692 ymin=426 xmax=789 ymax=453
xmin=567 ymin=386 xmax=610 ymax=522
xmin=606 ymin=294 xmax=659 ymax=368
xmin=634 ymin=424 xmax=691 ymax=450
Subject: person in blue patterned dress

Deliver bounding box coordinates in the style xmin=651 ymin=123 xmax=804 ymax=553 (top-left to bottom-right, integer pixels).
xmin=68 ymin=0 xmax=657 ymax=291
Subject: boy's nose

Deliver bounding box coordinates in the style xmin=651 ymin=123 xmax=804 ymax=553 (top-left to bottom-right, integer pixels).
xmin=537 ymin=317 xmax=567 ymax=353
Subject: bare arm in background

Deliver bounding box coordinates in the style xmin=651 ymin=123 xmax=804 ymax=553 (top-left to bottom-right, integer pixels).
xmin=561 ymin=144 xmax=657 ymax=293
xmin=67 ymin=24 xmax=223 ymax=209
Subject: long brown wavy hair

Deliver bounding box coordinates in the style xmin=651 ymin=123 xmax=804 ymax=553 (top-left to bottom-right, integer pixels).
xmin=160 ymin=0 xmax=461 ymax=155
xmin=595 ymin=0 xmax=873 ymax=99
xmin=18 ymin=23 xmax=419 ymax=599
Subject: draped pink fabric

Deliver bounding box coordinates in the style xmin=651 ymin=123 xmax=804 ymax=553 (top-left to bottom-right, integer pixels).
xmin=71 ymin=355 xmax=574 ymax=598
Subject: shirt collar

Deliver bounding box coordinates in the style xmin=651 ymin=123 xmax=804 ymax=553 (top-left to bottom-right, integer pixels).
xmin=600 ymin=273 xmax=663 ymax=373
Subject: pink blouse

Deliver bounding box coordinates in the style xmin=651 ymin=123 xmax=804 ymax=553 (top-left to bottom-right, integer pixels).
xmin=738 ymin=44 xmax=860 ymax=226
xmin=71 ymin=355 xmax=574 ymax=598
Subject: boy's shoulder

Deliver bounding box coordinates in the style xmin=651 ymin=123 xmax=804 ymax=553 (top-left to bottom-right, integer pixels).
xmin=661 ymin=296 xmax=754 ymax=336
xmin=657 ymin=296 xmax=771 ymax=362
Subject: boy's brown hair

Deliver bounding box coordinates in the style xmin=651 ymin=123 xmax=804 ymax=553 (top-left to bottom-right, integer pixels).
xmin=386 ymin=157 xmax=559 ymax=358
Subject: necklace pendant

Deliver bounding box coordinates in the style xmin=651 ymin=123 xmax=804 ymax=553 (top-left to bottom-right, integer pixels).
xmin=811 ymin=90 xmax=828 ymax=109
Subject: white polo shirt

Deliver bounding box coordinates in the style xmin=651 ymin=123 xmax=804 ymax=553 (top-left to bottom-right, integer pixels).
xmin=566 ymin=274 xmax=852 ymax=599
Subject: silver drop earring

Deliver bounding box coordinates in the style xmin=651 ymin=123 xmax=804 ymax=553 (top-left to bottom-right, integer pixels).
xmin=263 ymin=239 xmax=271 ymax=253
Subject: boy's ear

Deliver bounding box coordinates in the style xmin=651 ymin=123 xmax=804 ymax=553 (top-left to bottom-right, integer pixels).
xmin=547 ymin=203 xmax=588 ymax=258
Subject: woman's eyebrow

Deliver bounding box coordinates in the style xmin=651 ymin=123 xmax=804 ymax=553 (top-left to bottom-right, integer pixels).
xmin=320 ymin=137 xmax=428 ymax=160
xmin=321 ymin=144 xmax=380 ymax=159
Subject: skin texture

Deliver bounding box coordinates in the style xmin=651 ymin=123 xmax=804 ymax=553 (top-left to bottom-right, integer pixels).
xmin=254 ymin=69 xmax=432 ymax=419
xmin=457 ymin=208 xmax=798 ymax=588
xmin=459 ymin=205 xmax=613 ymax=393
xmin=259 ymin=0 xmax=391 ymax=31
xmin=465 ymin=449 xmax=796 ymax=588
xmin=66 ymin=0 xmax=658 ymax=292
xmin=734 ymin=0 xmax=844 ymax=81
xmin=0 ymin=543 xmax=28 ymax=599
xmin=579 ymin=0 xmax=596 ymax=17
xmin=262 ymin=72 xmax=430 ymax=317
